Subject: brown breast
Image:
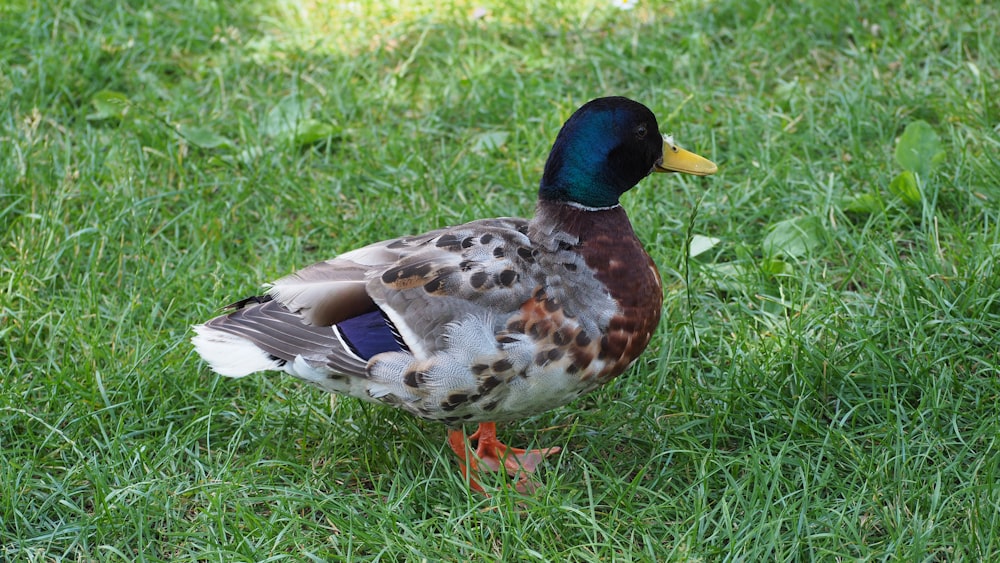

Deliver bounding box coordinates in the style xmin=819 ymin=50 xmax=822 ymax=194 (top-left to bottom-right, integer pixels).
xmin=533 ymin=201 xmax=663 ymax=383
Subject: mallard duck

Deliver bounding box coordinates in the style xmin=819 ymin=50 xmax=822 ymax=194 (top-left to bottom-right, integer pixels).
xmin=192 ymin=96 xmax=717 ymax=492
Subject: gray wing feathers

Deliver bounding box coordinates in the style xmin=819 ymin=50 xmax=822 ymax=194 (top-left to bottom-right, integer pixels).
xmin=266 ymin=231 xmax=448 ymax=326
xmin=268 ymin=262 xmax=373 ymax=326
xmin=205 ymin=217 xmax=544 ymax=384
xmin=206 ymin=300 xmax=341 ymax=364
xmin=265 ymin=218 xmax=538 ymax=358
xmin=367 ymin=218 xmax=539 ymax=354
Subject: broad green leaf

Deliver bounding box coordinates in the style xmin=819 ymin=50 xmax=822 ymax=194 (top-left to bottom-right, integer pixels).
xmin=699 ymin=262 xmax=749 ymax=293
xmin=689 ymin=234 xmax=721 ymax=258
xmin=894 ymin=120 xmax=945 ymax=178
xmin=263 ymin=95 xmax=310 ymax=138
xmin=842 ymin=192 xmax=884 ymax=214
xmin=762 ymin=216 xmax=826 ymax=258
xmin=293 ymin=119 xmax=340 ymax=147
xmin=179 ymin=125 xmax=232 ymax=149
xmin=471 ymin=131 xmax=510 ymax=153
xmin=888 ymin=170 xmax=922 ymax=206
xmin=760 ymin=257 xmax=793 ymax=276
xmin=87 ymin=90 xmax=130 ymax=120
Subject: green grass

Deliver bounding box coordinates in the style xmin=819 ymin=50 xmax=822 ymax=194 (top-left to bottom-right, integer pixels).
xmin=2 ymin=0 xmax=999 ymax=559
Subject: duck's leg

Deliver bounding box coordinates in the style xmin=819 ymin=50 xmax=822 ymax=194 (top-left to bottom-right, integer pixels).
xmin=447 ymin=422 xmax=561 ymax=493
xmin=447 ymin=428 xmax=487 ymax=493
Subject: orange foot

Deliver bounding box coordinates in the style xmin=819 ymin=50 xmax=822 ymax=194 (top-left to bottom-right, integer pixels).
xmin=447 ymin=422 xmax=561 ymax=494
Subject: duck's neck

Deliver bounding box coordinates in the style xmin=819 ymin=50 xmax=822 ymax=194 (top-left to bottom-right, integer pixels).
xmin=529 ymin=199 xmax=631 ymax=249
xmin=528 ymin=199 xmax=661 ymax=300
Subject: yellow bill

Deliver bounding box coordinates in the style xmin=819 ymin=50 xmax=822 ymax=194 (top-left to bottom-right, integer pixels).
xmin=654 ymin=135 xmax=718 ymax=176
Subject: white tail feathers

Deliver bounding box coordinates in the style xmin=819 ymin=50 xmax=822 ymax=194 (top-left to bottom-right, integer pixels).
xmin=191 ymin=324 xmax=283 ymax=378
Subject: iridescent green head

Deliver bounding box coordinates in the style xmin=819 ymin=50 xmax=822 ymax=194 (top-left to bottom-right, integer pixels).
xmin=539 ymin=97 xmax=717 ymax=208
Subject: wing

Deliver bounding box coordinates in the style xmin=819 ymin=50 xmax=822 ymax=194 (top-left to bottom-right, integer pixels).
xmin=260 ymin=218 xmax=539 ymax=355
xmin=198 ymin=218 xmax=541 ymax=369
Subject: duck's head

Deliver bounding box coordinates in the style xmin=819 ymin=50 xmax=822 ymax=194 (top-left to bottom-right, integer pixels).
xmin=539 ymin=96 xmax=717 ymax=208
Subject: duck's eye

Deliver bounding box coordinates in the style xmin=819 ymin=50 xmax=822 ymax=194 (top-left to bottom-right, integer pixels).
xmin=635 ymin=124 xmax=647 ymax=139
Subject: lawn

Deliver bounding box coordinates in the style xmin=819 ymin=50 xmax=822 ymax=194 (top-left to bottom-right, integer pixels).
xmin=2 ymin=0 xmax=998 ymax=560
